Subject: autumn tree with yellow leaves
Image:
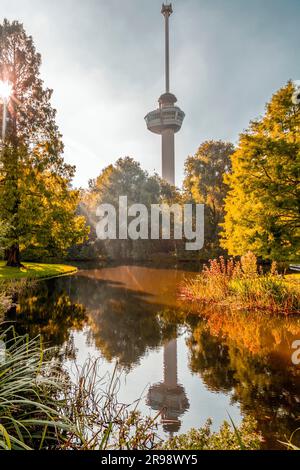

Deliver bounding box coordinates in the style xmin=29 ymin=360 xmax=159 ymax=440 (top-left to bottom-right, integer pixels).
xmin=221 ymin=82 xmax=300 ymax=261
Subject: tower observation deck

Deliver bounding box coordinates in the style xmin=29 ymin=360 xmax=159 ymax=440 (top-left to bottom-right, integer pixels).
xmin=145 ymin=3 xmax=185 ymax=185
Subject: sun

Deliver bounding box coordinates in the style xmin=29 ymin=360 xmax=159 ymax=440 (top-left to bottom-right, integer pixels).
xmin=0 ymin=80 xmax=13 ymax=101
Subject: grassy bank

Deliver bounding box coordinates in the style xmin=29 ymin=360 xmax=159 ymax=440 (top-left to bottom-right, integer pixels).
xmin=0 ymin=261 xmax=77 ymax=281
xmin=181 ymin=253 xmax=300 ymax=315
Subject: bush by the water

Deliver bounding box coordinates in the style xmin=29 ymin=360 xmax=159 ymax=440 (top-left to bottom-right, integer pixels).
xmin=162 ymin=417 xmax=261 ymax=450
xmin=181 ymin=253 xmax=300 ymax=314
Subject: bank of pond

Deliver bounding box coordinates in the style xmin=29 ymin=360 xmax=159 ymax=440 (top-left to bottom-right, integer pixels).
xmin=0 ymin=262 xmax=299 ymax=450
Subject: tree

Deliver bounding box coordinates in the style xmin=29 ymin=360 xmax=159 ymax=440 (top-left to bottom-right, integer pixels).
xmin=79 ymin=156 xmax=183 ymax=259
xmin=0 ymin=20 xmax=87 ymax=265
xmin=221 ymin=82 xmax=300 ymax=261
xmin=183 ymin=140 xmax=234 ymax=253
xmin=90 ymin=157 xmax=162 ymax=208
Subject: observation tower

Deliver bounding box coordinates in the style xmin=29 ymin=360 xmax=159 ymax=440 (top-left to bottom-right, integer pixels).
xmin=145 ymin=3 xmax=185 ymax=185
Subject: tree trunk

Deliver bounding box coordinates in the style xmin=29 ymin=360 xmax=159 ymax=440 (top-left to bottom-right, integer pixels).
xmin=6 ymin=243 xmax=23 ymax=267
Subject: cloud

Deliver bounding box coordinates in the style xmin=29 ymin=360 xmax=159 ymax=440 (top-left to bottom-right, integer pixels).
xmin=1 ymin=0 xmax=300 ymax=187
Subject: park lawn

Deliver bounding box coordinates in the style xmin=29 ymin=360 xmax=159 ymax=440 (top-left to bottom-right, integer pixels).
xmin=0 ymin=261 xmax=77 ymax=280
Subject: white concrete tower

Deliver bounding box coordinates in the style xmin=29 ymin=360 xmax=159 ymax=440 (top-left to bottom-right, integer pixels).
xmin=145 ymin=3 xmax=185 ymax=185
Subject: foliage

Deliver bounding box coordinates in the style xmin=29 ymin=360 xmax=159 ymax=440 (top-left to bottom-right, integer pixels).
xmin=282 ymin=429 xmax=300 ymax=450
xmin=86 ymin=156 xmax=168 ymax=212
xmin=79 ymin=157 xmax=183 ymax=259
xmin=181 ymin=253 xmax=300 ymax=314
xmin=0 ymin=20 xmax=87 ymax=265
xmin=161 ymin=416 xmax=261 ymax=450
xmin=183 ymin=140 xmax=234 ymax=254
xmin=0 ymin=283 xmax=13 ymax=320
xmin=60 ymin=360 xmax=161 ymax=450
xmin=181 ymin=256 xmax=242 ymax=302
xmin=221 ymin=82 xmax=300 ymax=261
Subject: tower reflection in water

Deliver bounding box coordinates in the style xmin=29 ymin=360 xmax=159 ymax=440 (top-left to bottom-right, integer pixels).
xmin=147 ymin=338 xmax=189 ymax=435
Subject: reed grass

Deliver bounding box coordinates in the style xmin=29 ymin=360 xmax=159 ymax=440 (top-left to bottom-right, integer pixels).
xmin=180 ymin=253 xmax=300 ymax=315
xmin=0 ymin=326 xmax=71 ymax=449
xmin=0 ymin=327 xmax=161 ymax=450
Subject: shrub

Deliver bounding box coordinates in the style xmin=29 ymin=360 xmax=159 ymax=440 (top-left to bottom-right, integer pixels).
xmin=180 ymin=253 xmax=300 ymax=314
xmin=180 ymin=257 xmax=242 ymax=302
xmin=161 ymin=417 xmax=262 ymax=450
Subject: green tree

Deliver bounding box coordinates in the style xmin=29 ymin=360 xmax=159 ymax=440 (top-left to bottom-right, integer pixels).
xmin=221 ymin=82 xmax=300 ymax=261
xmin=183 ymin=140 xmax=234 ymax=253
xmin=81 ymin=157 xmax=181 ymax=259
xmin=91 ymin=157 xmax=161 ymax=207
xmin=0 ymin=20 xmax=87 ymax=265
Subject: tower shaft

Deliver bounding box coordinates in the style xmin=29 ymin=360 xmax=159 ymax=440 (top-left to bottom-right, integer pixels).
xmin=163 ymin=338 xmax=178 ymax=388
xmin=162 ymin=128 xmax=175 ymax=185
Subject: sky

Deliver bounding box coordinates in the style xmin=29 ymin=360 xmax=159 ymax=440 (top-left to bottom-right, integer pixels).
xmin=1 ymin=0 xmax=300 ymax=188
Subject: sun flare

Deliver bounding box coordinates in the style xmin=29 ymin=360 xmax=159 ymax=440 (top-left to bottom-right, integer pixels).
xmin=0 ymin=80 xmax=13 ymax=101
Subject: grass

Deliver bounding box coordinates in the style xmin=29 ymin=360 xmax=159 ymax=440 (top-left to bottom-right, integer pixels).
xmin=281 ymin=428 xmax=300 ymax=450
xmin=0 ymin=261 xmax=77 ymax=280
xmin=180 ymin=253 xmax=300 ymax=315
xmin=0 ymin=327 xmax=71 ymax=449
xmin=0 ymin=328 xmax=161 ymax=450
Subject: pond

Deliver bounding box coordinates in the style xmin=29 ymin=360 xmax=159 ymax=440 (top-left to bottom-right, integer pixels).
xmin=5 ymin=265 xmax=300 ymax=449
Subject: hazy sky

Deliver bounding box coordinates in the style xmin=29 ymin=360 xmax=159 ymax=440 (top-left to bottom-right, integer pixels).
xmin=1 ymin=0 xmax=300 ymax=187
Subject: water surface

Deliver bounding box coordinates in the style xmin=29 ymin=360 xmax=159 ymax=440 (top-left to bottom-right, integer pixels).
xmin=6 ymin=265 xmax=300 ymax=448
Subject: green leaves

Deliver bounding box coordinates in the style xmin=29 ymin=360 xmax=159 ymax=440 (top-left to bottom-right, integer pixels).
xmin=221 ymin=82 xmax=300 ymax=261
xmin=0 ymin=20 xmax=87 ymax=261
xmin=183 ymin=140 xmax=234 ymax=253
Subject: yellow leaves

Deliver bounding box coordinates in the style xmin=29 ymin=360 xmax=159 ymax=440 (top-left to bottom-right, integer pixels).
xmin=221 ymin=82 xmax=300 ymax=260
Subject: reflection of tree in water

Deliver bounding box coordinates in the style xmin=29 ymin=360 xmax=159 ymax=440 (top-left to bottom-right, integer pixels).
xmin=4 ymin=273 xmax=182 ymax=370
xmin=4 ymin=278 xmax=87 ymax=360
xmin=68 ymin=276 xmax=178 ymax=370
xmin=187 ymin=322 xmax=237 ymax=393
xmin=186 ymin=319 xmax=300 ymax=449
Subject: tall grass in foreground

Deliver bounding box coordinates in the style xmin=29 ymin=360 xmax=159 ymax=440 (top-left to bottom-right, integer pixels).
xmin=0 ymin=326 xmax=70 ymax=449
xmin=61 ymin=359 xmax=161 ymax=450
xmin=0 ymin=327 xmax=264 ymax=450
xmin=0 ymin=327 xmax=161 ymax=450
xmin=181 ymin=253 xmax=300 ymax=315
xmin=281 ymin=428 xmax=300 ymax=450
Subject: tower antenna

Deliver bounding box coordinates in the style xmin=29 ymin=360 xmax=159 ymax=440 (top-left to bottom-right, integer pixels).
xmin=161 ymin=3 xmax=173 ymax=93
